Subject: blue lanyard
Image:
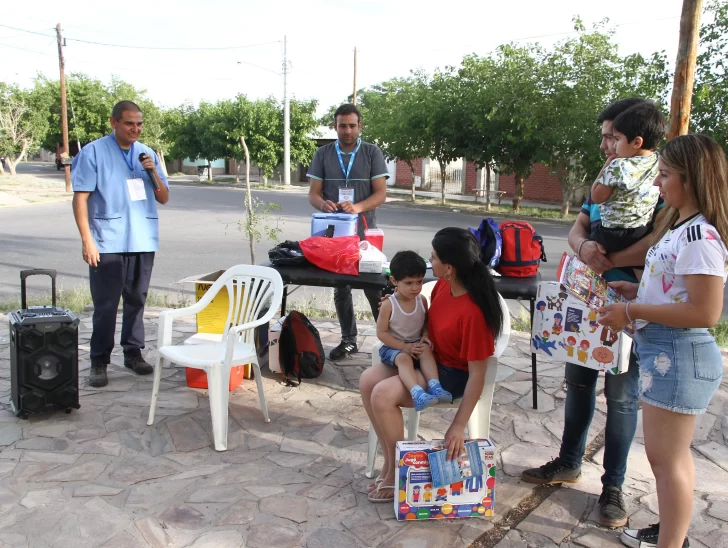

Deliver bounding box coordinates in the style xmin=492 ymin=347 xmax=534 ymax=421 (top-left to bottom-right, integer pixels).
xmin=113 ymin=134 xmax=135 ymax=173
xmin=335 ymin=139 xmax=360 ymax=184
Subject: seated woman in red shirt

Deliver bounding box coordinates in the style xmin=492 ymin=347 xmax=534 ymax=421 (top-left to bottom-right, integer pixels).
xmin=361 ymin=227 xmax=504 ymax=503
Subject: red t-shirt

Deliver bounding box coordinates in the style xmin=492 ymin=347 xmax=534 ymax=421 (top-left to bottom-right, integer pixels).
xmin=428 ymin=279 xmax=495 ymax=371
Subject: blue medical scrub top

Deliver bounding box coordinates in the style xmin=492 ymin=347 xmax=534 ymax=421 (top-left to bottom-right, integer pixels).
xmin=71 ymin=135 xmax=169 ymax=253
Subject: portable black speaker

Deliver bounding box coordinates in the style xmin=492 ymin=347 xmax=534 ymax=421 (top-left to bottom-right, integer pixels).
xmin=8 ymin=269 xmax=80 ymax=418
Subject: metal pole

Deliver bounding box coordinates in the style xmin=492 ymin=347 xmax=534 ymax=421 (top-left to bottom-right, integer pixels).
xmin=353 ymin=47 xmax=358 ymax=105
xmin=283 ymin=35 xmax=291 ymax=186
xmin=668 ymin=0 xmax=704 ymax=140
xmin=56 ymin=24 xmax=71 ymax=192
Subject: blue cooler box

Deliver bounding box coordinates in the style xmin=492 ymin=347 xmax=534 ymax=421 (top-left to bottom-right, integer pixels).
xmin=311 ymin=213 xmax=359 ymax=237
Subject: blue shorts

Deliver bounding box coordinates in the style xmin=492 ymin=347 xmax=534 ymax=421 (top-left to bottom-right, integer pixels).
xmin=633 ymin=324 xmax=722 ymax=414
xmin=379 ymin=344 xmax=411 ymax=367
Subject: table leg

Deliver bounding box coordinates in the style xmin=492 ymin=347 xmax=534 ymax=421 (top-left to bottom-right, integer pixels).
xmin=281 ymin=285 xmax=288 ymax=316
xmin=530 ymin=297 xmax=538 ymax=409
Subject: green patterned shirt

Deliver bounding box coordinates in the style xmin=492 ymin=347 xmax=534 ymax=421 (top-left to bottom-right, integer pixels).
xmin=598 ymin=153 xmax=660 ymax=229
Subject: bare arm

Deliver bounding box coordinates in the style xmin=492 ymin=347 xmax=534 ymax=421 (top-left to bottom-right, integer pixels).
xmin=340 ymin=177 xmax=387 ymax=214
xmin=568 ymin=212 xmax=613 ymax=273
xmin=140 ymin=154 xmax=169 ymax=204
xmin=590 ymin=181 xmax=614 ymax=205
xmin=308 ymin=179 xmax=337 ymax=213
xmin=444 ymin=360 xmax=487 ymax=460
xmin=72 ymin=192 xmax=100 ymax=267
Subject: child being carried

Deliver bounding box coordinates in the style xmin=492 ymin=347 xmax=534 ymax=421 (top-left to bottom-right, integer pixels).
xmin=377 ymin=251 xmax=453 ymax=411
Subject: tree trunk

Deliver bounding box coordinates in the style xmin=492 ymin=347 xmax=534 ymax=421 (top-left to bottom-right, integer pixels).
xmin=0 ymin=158 xmax=6 ymax=175
xmin=439 ymin=162 xmax=447 ymax=205
xmin=8 ymin=140 xmax=29 ymax=177
xmin=410 ymin=163 xmax=416 ymax=202
xmin=234 ymin=160 xmax=239 ymax=183
xmin=156 ymin=150 xmax=168 ymax=177
xmin=207 ymin=161 xmax=213 ymax=182
xmin=513 ymin=174 xmax=524 ymax=212
xmin=240 ymin=136 xmax=255 ymax=264
xmin=263 ymin=176 xmax=268 ymax=187
xmin=485 ymin=162 xmax=492 ymax=212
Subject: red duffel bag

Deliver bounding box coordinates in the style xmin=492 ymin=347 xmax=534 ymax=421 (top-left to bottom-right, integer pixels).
xmin=299 ymin=235 xmax=360 ymax=276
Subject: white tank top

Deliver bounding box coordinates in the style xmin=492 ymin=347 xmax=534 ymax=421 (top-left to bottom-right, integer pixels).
xmin=388 ymin=293 xmax=426 ymax=343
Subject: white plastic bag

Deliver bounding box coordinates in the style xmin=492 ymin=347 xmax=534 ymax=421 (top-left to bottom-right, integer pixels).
xmin=359 ymin=240 xmax=386 ymax=274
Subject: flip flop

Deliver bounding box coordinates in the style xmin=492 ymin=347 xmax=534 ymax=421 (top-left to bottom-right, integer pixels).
xmin=367 ymin=485 xmax=395 ymax=503
xmin=367 ymin=475 xmax=383 ymax=493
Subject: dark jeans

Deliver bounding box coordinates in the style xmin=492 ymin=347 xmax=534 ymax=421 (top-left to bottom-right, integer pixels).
xmin=334 ymin=286 xmax=381 ymax=344
xmin=559 ymin=349 xmax=640 ymax=489
xmin=89 ymin=252 xmax=155 ymax=366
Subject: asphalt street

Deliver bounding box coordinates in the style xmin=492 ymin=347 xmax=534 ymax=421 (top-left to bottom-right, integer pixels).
xmin=4 ymin=162 xmax=726 ymax=316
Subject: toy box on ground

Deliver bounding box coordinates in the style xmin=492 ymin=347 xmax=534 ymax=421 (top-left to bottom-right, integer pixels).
xmin=531 ymin=281 xmax=631 ymax=374
xmin=395 ymin=439 xmax=496 ymax=521
xmin=310 ymin=213 xmax=358 ymax=237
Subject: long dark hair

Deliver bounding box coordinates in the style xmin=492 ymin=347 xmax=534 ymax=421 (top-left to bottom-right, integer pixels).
xmin=432 ymin=227 xmax=504 ymax=337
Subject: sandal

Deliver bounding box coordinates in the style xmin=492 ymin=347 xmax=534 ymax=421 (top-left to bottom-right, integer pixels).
xmin=367 ymin=475 xmax=383 ymax=493
xmin=367 ymin=485 xmax=395 ymax=503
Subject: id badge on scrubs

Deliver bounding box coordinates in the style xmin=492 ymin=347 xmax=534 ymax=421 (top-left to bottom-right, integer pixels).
xmin=127 ymin=178 xmax=147 ymax=201
xmin=339 ymin=187 xmax=354 ymax=204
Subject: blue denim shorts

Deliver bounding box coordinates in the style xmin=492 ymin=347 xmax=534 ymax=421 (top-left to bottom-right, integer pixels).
xmin=379 ymin=344 xmax=410 ymax=367
xmin=633 ymin=324 xmax=723 ymax=414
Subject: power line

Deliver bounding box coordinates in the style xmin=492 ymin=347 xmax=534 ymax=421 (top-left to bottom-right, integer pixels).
xmin=237 ymin=60 xmax=281 ymax=76
xmin=0 ymin=42 xmax=54 ymax=57
xmin=0 ymin=24 xmax=280 ymax=51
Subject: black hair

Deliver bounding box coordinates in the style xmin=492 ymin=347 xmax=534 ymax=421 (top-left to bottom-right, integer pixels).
xmin=334 ymin=103 xmax=361 ymax=123
xmin=612 ymin=102 xmax=668 ymax=150
xmin=596 ymin=98 xmax=646 ymax=123
xmin=390 ymin=251 xmax=426 ymax=281
xmin=111 ymin=100 xmax=142 ymax=121
xmin=432 ymin=228 xmax=503 ymax=337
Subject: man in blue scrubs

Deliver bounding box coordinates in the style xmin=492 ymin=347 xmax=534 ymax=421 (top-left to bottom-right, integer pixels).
xmin=72 ymin=101 xmax=170 ymax=387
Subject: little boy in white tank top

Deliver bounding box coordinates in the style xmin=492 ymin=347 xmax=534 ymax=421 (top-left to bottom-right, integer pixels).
xmin=377 ymin=251 xmax=452 ymax=411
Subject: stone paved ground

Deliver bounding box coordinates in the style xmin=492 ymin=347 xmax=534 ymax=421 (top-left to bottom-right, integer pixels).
xmin=1 ymin=309 xmax=728 ymax=548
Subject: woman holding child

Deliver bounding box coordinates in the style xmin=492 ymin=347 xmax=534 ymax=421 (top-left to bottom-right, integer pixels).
xmin=599 ymin=135 xmax=728 ymax=548
xmin=360 ymin=227 xmax=503 ymax=503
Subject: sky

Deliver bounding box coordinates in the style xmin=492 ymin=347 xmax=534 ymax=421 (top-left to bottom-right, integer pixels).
xmin=2 ymin=0 xmax=689 ymax=116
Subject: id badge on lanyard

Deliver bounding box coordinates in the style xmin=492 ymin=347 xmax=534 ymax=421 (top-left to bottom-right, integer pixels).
xmin=335 ymin=139 xmax=360 ymax=204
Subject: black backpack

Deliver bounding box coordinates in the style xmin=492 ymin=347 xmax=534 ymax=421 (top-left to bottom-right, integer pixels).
xmin=278 ymin=311 xmax=325 ymax=386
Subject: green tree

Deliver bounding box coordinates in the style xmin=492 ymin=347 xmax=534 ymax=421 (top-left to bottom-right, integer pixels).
xmin=692 ymin=0 xmax=728 ymax=151
xmin=487 ymin=44 xmax=548 ymax=212
xmin=0 ymin=83 xmax=49 ymax=176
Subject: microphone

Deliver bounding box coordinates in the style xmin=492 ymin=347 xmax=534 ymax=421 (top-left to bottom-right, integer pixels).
xmin=138 ymin=153 xmax=161 ymax=191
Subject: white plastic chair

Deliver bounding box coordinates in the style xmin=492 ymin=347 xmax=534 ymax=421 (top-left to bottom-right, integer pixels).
xmin=365 ymin=287 xmax=511 ymax=478
xmin=147 ymin=265 xmax=283 ymax=451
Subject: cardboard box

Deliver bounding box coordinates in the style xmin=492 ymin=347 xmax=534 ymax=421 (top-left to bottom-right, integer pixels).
xmin=531 ymin=281 xmax=631 ymax=374
xmin=395 ymin=439 xmax=496 ymax=521
xmin=359 ymin=241 xmax=386 ymax=274
xmin=175 ymin=270 xmax=252 ymax=382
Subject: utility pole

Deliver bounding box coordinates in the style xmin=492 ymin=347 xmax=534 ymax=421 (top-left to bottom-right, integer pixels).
xmin=353 ymin=47 xmax=358 ymax=105
xmin=668 ymin=0 xmax=704 ymax=140
xmin=56 ymin=24 xmax=71 ymax=192
xmin=282 ymin=35 xmax=290 ymax=186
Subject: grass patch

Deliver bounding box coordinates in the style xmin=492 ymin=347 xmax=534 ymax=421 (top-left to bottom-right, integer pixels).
xmin=0 ymin=284 xmax=189 ymax=315
xmin=510 ymin=309 xmax=531 ymax=333
xmin=289 ymin=293 xmax=374 ymax=321
xmin=167 ymin=172 xmax=186 ymax=177
xmin=397 ymin=197 xmax=577 ymax=223
xmin=710 ymin=318 xmax=728 ymax=347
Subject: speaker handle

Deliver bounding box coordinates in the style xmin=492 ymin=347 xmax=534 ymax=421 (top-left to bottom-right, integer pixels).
xmin=20 ymin=269 xmax=57 ymax=309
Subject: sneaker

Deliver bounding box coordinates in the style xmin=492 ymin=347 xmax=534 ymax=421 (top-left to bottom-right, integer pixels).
xmin=599 ymin=485 xmax=627 ymax=528
xmin=620 ymin=523 xmax=690 ymax=548
xmin=426 ymin=380 xmax=453 ymax=404
xmin=521 ymin=457 xmax=582 ymax=485
xmin=88 ymin=365 xmax=108 ymax=387
xmin=329 ymin=341 xmax=358 ymax=361
xmin=124 ymin=356 xmax=154 ymax=375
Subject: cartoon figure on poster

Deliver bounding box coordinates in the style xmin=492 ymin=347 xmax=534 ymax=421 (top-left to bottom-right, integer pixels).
xmin=532 ymin=330 xmax=557 ymax=355
xmin=552 ymin=313 xmax=563 ymax=336
xmin=466 ymin=474 xmax=483 ymax=492
xmin=559 ymin=335 xmax=577 ymax=357
xmin=424 ymin=484 xmax=433 ymax=502
xmin=587 ymin=309 xmax=599 ymax=333
xmin=577 ymin=340 xmax=590 ymax=363
xmin=412 ymin=485 xmax=421 ymax=503
xmin=450 ymin=481 xmax=464 ymax=496
xmin=536 ymin=300 xmax=546 ymax=324
xmin=600 ymin=326 xmax=618 ymax=347
xmin=436 ymin=486 xmax=448 ymax=501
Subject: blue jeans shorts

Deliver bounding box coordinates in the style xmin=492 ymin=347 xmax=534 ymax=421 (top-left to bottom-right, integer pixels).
xmin=379 ymin=345 xmax=470 ymax=399
xmin=633 ymin=324 xmax=723 ymax=414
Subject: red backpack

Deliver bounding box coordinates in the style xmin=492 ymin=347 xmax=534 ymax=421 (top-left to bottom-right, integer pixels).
xmin=496 ymin=221 xmax=546 ymax=277
xmin=278 ymin=311 xmax=325 ymax=386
